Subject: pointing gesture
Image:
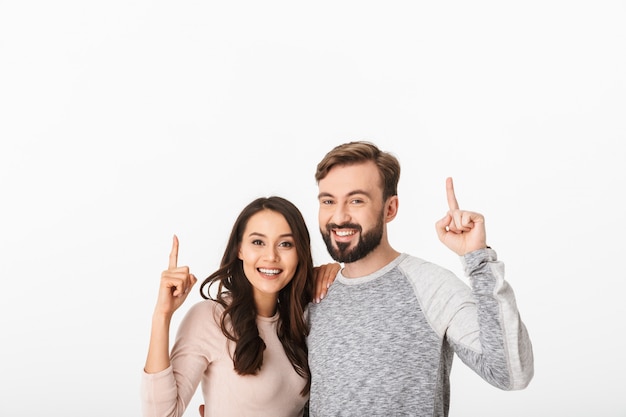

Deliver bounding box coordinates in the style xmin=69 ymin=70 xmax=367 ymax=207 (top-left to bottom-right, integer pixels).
xmin=169 ymin=234 xmax=179 ymax=270
xmin=154 ymin=235 xmax=198 ymax=316
xmin=435 ymin=177 xmax=487 ymax=256
xmin=145 ymin=235 xmax=198 ymax=374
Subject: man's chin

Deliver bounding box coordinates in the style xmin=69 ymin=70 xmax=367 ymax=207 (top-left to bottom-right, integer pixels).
xmin=332 ymin=242 xmax=353 ymax=256
xmin=322 ymin=234 xmax=359 ymax=262
xmin=329 ymin=248 xmax=359 ymax=264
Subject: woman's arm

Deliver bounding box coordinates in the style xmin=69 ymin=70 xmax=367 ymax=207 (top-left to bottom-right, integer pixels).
xmin=145 ymin=235 xmax=197 ymax=373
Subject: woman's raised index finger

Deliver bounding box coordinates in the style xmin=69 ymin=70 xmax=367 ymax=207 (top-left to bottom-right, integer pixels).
xmin=169 ymin=234 xmax=179 ymax=269
xmin=446 ymin=177 xmax=460 ymax=210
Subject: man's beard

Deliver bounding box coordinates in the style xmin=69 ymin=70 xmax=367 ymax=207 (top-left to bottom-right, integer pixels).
xmin=321 ymin=216 xmax=384 ymax=263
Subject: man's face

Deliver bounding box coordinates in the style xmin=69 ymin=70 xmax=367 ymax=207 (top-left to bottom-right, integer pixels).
xmin=317 ymin=161 xmax=386 ymax=263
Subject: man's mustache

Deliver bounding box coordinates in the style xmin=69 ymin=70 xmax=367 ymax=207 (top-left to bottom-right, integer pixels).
xmin=325 ymin=223 xmax=362 ymax=232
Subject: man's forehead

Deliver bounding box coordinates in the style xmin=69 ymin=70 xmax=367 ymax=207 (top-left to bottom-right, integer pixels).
xmin=318 ymin=163 xmax=382 ymax=197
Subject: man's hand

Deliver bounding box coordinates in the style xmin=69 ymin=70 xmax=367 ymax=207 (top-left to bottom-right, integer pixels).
xmin=435 ymin=177 xmax=487 ymax=255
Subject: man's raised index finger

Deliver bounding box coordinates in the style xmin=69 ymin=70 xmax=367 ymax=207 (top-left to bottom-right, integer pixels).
xmin=169 ymin=234 xmax=179 ymax=269
xmin=446 ymin=177 xmax=459 ymax=210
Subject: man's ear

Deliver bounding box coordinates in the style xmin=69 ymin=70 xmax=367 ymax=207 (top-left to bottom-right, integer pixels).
xmin=385 ymin=195 xmax=399 ymax=223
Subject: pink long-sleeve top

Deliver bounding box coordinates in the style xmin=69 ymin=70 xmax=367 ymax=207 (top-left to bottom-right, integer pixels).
xmin=141 ymin=300 xmax=308 ymax=417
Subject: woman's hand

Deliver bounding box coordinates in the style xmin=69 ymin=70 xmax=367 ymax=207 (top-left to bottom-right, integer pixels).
xmin=154 ymin=235 xmax=198 ymax=317
xmin=313 ymin=262 xmax=341 ymax=303
xmin=144 ymin=235 xmax=198 ymax=374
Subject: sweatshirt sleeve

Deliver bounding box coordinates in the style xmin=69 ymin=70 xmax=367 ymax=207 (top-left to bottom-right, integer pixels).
xmin=451 ymin=248 xmax=534 ymax=390
xmin=141 ymin=301 xmax=215 ymax=417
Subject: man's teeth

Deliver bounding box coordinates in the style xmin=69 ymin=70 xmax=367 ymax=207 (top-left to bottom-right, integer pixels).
xmin=258 ymin=268 xmax=280 ymax=275
xmin=336 ymin=230 xmax=355 ymax=236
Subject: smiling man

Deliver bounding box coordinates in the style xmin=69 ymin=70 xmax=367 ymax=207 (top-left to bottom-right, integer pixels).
xmin=306 ymin=141 xmax=534 ymax=417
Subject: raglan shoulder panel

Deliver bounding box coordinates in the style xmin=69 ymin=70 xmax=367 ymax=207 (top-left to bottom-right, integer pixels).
xmin=398 ymin=254 xmax=477 ymax=347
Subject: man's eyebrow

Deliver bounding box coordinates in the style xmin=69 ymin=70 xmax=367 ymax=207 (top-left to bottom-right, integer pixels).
xmin=317 ymin=190 xmax=372 ymax=199
xmin=347 ymin=189 xmax=371 ymax=197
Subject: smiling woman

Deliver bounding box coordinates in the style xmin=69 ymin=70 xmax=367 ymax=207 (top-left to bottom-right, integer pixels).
xmin=141 ymin=197 xmax=318 ymax=417
xmin=237 ymin=210 xmax=301 ymax=318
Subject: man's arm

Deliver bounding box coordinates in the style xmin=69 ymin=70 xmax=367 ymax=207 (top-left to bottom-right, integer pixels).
xmin=434 ymin=178 xmax=533 ymax=389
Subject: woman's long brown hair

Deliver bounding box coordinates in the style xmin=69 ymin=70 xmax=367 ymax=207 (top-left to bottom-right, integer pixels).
xmin=199 ymin=196 xmax=314 ymax=395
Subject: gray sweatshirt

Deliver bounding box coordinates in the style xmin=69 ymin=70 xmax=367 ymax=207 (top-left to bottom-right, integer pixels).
xmin=307 ymin=248 xmax=534 ymax=416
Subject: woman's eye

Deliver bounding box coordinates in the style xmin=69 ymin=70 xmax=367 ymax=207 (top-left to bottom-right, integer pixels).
xmin=252 ymin=239 xmax=264 ymax=246
xmin=279 ymin=241 xmax=294 ymax=248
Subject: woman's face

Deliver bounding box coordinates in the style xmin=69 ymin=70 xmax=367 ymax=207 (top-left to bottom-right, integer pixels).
xmin=238 ymin=209 xmax=298 ymax=311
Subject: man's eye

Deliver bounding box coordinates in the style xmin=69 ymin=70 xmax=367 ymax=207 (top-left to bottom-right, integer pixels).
xmin=321 ymin=199 xmax=334 ymax=205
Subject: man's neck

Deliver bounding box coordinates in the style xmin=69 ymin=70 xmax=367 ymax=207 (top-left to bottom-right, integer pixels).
xmin=341 ymin=244 xmax=400 ymax=278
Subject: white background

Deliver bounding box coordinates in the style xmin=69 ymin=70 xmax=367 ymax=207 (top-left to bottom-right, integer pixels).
xmin=1 ymin=1 xmax=625 ymax=416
